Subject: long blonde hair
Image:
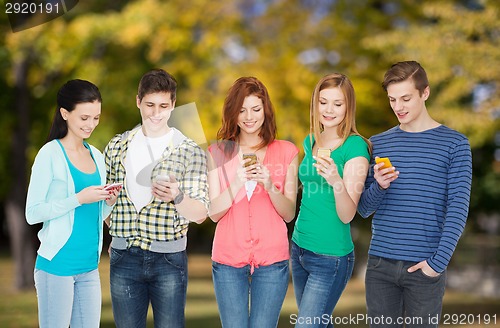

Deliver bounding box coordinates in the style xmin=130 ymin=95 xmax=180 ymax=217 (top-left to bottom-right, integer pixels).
xmin=309 ymin=73 xmax=371 ymax=152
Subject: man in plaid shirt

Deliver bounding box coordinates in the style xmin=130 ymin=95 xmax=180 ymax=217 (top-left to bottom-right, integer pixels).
xmin=104 ymin=69 xmax=209 ymax=328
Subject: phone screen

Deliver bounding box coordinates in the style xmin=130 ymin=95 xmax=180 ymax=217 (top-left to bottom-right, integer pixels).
xmin=243 ymin=153 xmax=257 ymax=167
xmin=104 ymin=183 xmax=123 ymax=191
xmin=317 ymin=148 xmax=331 ymax=159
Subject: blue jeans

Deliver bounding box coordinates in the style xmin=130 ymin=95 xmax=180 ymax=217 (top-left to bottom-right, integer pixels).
xmin=365 ymin=255 xmax=446 ymax=328
xmin=34 ymin=268 xmax=101 ymax=328
xmin=291 ymin=242 xmax=355 ymax=328
xmin=212 ymin=260 xmax=289 ymax=328
xmin=110 ymin=247 xmax=187 ymax=328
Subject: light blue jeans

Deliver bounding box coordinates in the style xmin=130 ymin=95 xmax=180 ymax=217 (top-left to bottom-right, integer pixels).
xmin=212 ymin=260 xmax=289 ymax=328
xmin=34 ymin=268 xmax=101 ymax=328
xmin=291 ymin=241 xmax=355 ymax=328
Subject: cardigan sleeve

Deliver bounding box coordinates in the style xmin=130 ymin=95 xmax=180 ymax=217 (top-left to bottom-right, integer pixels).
xmin=25 ymin=143 xmax=80 ymax=225
xmin=90 ymin=144 xmax=115 ymax=220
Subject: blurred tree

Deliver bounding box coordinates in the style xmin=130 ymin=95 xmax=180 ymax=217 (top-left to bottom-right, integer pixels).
xmin=361 ymin=0 xmax=500 ymax=228
xmin=2 ymin=0 xmax=139 ymax=289
xmin=362 ymin=0 xmax=500 ymax=148
xmin=2 ymin=0 xmax=248 ymax=289
xmin=1 ymin=6 xmax=39 ymax=291
xmin=2 ymin=0 xmax=499 ymax=289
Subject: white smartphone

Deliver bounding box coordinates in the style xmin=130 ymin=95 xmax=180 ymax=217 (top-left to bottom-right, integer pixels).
xmin=155 ymin=175 xmax=171 ymax=182
xmin=104 ymin=182 xmax=123 ymax=191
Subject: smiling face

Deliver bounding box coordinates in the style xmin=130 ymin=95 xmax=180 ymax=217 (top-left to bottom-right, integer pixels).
xmin=61 ymin=101 xmax=101 ymax=140
xmin=237 ymin=94 xmax=265 ymax=136
xmin=387 ymin=79 xmax=429 ymax=128
xmin=318 ymin=87 xmax=346 ymax=131
xmin=137 ymin=92 xmax=175 ymax=137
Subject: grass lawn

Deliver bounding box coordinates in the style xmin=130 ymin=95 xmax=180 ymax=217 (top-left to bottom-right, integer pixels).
xmin=1 ymin=254 xmax=499 ymax=327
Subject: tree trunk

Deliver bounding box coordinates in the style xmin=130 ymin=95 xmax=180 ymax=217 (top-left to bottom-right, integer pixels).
xmin=5 ymin=57 xmax=36 ymax=291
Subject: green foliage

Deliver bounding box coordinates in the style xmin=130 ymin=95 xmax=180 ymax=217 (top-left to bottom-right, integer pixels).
xmin=1 ymin=0 xmax=498 ymax=224
xmin=362 ymin=0 xmax=500 ymax=148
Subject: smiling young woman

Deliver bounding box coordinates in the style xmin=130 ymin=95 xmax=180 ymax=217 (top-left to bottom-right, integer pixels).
xmin=291 ymin=73 xmax=370 ymax=327
xmin=208 ymin=76 xmax=299 ymax=328
xmin=25 ymin=79 xmax=118 ymax=328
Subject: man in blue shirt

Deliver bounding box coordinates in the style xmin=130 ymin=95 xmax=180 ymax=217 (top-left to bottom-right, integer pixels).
xmin=358 ymin=61 xmax=472 ymax=328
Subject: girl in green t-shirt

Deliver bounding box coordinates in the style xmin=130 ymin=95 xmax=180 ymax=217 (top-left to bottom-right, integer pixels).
xmin=291 ymin=73 xmax=370 ymax=327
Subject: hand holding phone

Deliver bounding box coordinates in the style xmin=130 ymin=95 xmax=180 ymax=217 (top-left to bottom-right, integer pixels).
xmin=155 ymin=175 xmax=171 ymax=182
xmin=375 ymin=157 xmax=393 ymax=169
xmin=374 ymin=156 xmax=398 ymax=189
xmin=243 ymin=153 xmax=258 ymax=167
xmin=104 ymin=183 xmax=123 ymax=191
xmin=317 ymin=148 xmax=331 ymax=159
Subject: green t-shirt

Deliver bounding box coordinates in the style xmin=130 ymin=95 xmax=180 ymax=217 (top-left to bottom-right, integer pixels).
xmin=292 ymin=134 xmax=370 ymax=256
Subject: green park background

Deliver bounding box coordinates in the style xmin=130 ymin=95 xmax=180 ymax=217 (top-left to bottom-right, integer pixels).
xmin=1 ymin=0 xmax=499 ymax=327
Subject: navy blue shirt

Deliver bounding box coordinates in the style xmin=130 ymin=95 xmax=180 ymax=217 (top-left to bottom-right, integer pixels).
xmin=358 ymin=125 xmax=472 ymax=273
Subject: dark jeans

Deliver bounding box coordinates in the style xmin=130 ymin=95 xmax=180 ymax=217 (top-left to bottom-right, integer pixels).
xmin=109 ymin=247 xmax=187 ymax=328
xmin=365 ymin=255 xmax=446 ymax=328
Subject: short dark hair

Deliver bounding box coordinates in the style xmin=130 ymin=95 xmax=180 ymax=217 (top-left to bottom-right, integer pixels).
xmin=382 ymin=61 xmax=429 ymax=96
xmin=47 ymin=79 xmax=101 ymax=142
xmin=137 ymin=69 xmax=177 ymax=102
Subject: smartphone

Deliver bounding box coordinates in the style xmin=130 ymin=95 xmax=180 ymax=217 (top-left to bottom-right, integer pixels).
xmin=155 ymin=175 xmax=171 ymax=182
xmin=104 ymin=182 xmax=123 ymax=191
xmin=375 ymin=157 xmax=393 ymax=169
xmin=243 ymin=153 xmax=258 ymax=167
xmin=317 ymin=148 xmax=331 ymax=159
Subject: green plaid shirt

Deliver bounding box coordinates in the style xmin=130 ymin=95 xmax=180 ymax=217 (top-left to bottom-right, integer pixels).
xmin=104 ymin=126 xmax=209 ymax=250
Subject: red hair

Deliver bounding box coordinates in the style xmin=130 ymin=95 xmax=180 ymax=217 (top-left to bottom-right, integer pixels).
xmin=217 ymin=77 xmax=276 ymax=157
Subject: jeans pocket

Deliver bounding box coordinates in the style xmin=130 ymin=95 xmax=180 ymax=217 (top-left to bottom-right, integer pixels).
xmin=367 ymin=255 xmax=382 ymax=269
xmin=343 ymin=260 xmax=355 ymax=286
xmin=273 ymin=259 xmax=290 ymax=272
xmin=416 ymin=268 xmax=442 ymax=280
xmin=109 ymin=247 xmax=125 ymax=266
xmin=162 ymin=251 xmax=187 ymax=271
xmin=211 ymin=261 xmax=233 ymax=275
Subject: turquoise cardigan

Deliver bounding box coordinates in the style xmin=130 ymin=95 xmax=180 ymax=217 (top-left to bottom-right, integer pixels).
xmin=25 ymin=140 xmax=113 ymax=261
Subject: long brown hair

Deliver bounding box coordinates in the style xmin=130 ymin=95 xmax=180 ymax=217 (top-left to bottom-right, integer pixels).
xmin=217 ymin=77 xmax=276 ymax=157
xmin=310 ymin=73 xmax=371 ymax=152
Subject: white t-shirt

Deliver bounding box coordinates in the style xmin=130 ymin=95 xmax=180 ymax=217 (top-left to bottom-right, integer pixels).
xmin=125 ymin=129 xmax=174 ymax=212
